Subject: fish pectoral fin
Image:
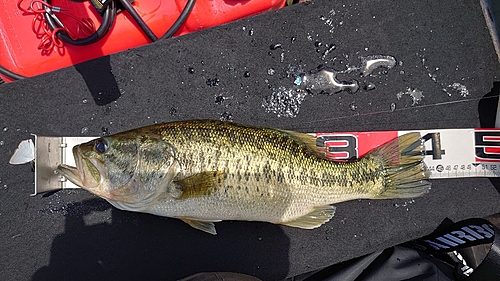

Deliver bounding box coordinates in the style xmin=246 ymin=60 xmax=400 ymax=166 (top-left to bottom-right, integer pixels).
xmin=279 ymin=205 xmax=336 ymax=229
xmin=174 ymin=171 xmax=225 ymax=199
xmin=178 ymin=217 xmax=221 ymax=235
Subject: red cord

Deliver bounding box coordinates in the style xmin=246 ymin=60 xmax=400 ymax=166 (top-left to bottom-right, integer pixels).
xmin=17 ymin=0 xmax=96 ymax=51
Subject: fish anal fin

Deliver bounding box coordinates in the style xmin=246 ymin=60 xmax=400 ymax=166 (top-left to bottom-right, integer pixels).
xmin=178 ymin=217 xmax=221 ymax=235
xmin=279 ymin=205 xmax=336 ymax=229
xmin=174 ymin=171 xmax=225 ymax=199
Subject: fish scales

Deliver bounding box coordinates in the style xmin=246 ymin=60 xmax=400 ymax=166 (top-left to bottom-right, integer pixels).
xmin=153 ymin=122 xmax=372 ymax=209
xmin=57 ymin=120 xmax=430 ymax=234
xmin=157 ymin=122 xmax=331 ymax=221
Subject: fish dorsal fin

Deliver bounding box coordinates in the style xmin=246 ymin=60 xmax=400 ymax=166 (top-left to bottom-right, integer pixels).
xmin=279 ymin=205 xmax=336 ymax=229
xmin=276 ymin=129 xmax=325 ymax=158
xmin=178 ymin=217 xmax=221 ymax=235
xmin=173 ymin=171 xmax=225 ymax=199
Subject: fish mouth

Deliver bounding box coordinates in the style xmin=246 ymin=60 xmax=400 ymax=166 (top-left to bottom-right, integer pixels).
xmin=57 ymin=164 xmax=84 ymax=187
xmin=56 ymin=146 xmax=101 ymax=190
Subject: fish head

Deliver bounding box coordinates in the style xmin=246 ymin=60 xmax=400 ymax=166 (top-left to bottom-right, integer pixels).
xmin=57 ymin=137 xmax=130 ymax=200
xmin=57 ymin=134 xmax=179 ymax=208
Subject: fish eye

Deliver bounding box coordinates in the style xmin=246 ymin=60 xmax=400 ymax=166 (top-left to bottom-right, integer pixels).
xmin=95 ymin=138 xmax=108 ymax=153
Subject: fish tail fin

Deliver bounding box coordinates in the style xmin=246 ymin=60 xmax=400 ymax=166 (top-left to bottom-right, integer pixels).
xmin=368 ymin=132 xmax=431 ymax=199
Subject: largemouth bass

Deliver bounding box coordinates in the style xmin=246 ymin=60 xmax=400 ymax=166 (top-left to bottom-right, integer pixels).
xmin=57 ymin=120 xmax=430 ymax=234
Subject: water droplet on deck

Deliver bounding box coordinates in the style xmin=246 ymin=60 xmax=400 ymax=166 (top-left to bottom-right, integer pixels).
xmin=349 ymin=102 xmax=357 ymax=111
xmin=269 ymin=43 xmax=282 ymax=50
xmin=447 ymin=83 xmax=469 ymax=97
xmin=299 ymin=66 xmax=359 ymax=94
xmin=321 ymin=44 xmax=336 ymax=60
xmin=101 ymin=127 xmax=110 ymax=136
xmin=2 ymin=127 xmax=7 ymax=132
xmin=169 ymin=107 xmax=177 ymax=116
xmin=243 ymin=71 xmax=250 ymax=78
xmin=280 ymin=53 xmax=285 ymax=63
xmin=105 ymin=106 xmax=111 ymax=115
xmin=0 ymin=140 xmax=4 ymax=146
xmin=363 ymin=82 xmax=376 ymax=91
xmin=188 ymin=67 xmax=195 ymax=74
xmin=359 ymin=55 xmax=396 ymax=76
xmin=206 ymin=77 xmax=219 ymax=87
xmin=390 ymin=102 xmax=396 ymax=112
xmin=82 ymin=98 xmax=88 ymax=104
xmin=290 ymin=37 xmax=296 ymax=43
xmin=267 ymin=68 xmax=276 ymax=75
xmin=220 ymin=112 xmax=233 ymax=122
xmin=81 ymin=127 xmax=89 ymax=134
xmin=397 ymin=88 xmax=424 ymax=106
xmin=248 ymin=28 xmax=254 ymax=36
xmin=286 ymin=65 xmax=304 ymax=78
xmin=442 ymin=88 xmax=452 ymax=97
xmin=262 ymin=86 xmax=307 ymax=118
xmin=428 ymin=73 xmax=437 ymax=83
xmin=215 ymin=95 xmax=225 ymax=104
xmin=294 ymin=76 xmax=303 ymax=86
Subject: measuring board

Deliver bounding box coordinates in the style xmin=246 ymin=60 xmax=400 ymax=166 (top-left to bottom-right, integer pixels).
xmin=314 ymin=129 xmax=500 ymax=179
xmin=19 ymin=128 xmax=500 ymax=195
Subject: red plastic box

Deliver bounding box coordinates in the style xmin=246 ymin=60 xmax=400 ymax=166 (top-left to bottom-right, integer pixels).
xmin=0 ymin=0 xmax=285 ymax=82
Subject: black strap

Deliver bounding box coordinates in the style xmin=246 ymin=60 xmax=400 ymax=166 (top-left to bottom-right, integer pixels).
xmin=407 ymin=217 xmax=500 ymax=279
xmin=408 ymin=218 xmax=495 ymax=254
xmin=468 ymin=223 xmax=500 ymax=280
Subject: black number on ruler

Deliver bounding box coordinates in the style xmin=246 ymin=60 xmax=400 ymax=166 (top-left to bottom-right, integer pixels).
xmin=475 ymin=131 xmax=500 ymax=161
xmin=422 ymin=133 xmax=445 ymax=160
xmin=316 ymin=135 xmax=358 ymax=160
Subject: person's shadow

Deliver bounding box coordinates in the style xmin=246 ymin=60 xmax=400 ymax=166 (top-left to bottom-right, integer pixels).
xmin=32 ymin=198 xmax=290 ymax=281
